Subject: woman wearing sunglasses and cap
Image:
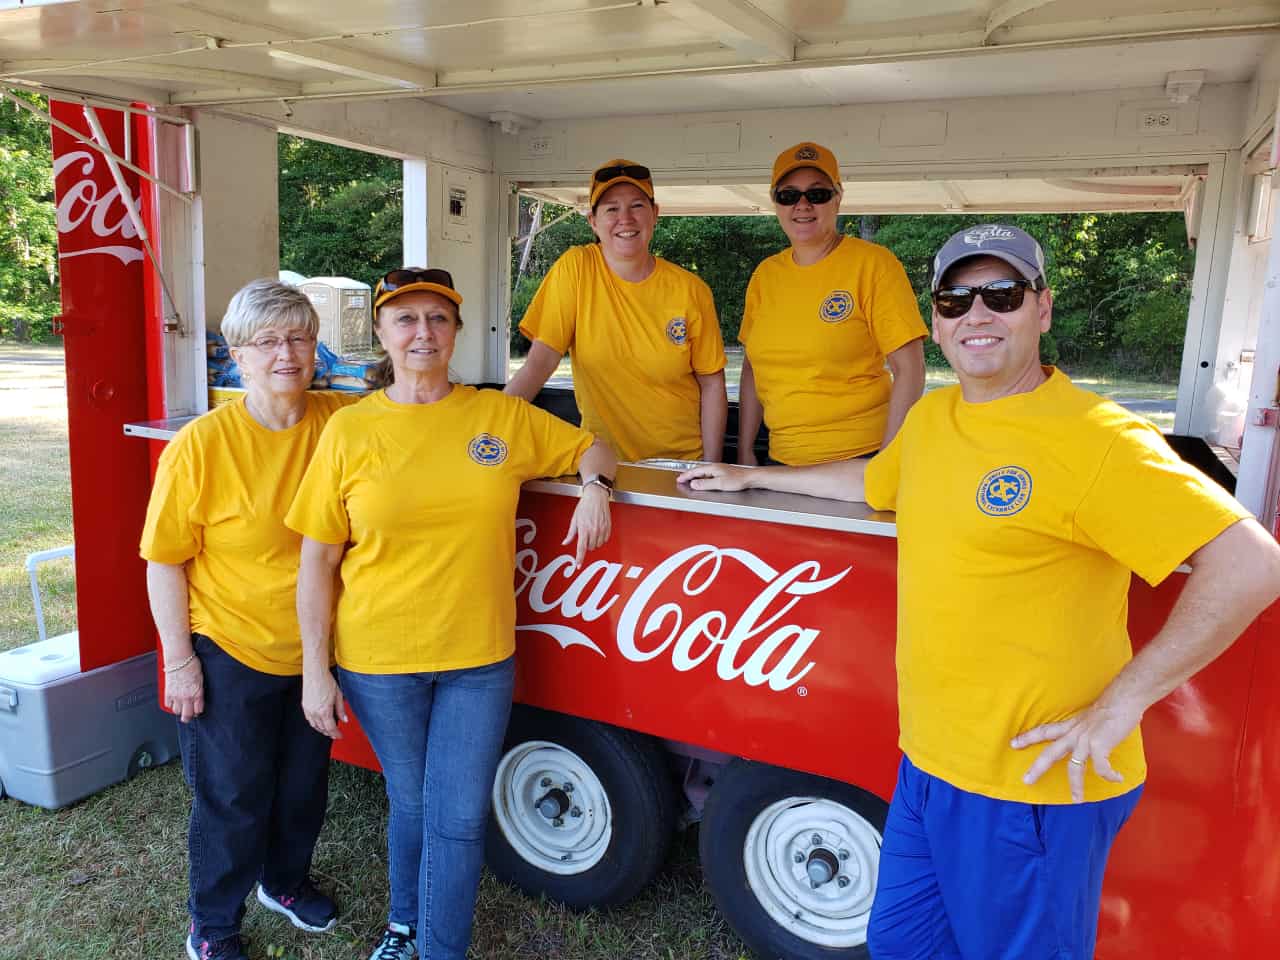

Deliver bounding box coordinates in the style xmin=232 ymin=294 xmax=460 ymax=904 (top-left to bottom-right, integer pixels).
xmin=506 ymin=159 xmax=729 ymax=463
xmin=737 ymin=142 xmax=927 ymax=466
xmin=287 ymin=267 xmax=615 ymax=960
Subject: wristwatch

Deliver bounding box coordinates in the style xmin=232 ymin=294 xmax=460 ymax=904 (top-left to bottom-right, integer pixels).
xmin=582 ymin=474 xmax=615 ymax=499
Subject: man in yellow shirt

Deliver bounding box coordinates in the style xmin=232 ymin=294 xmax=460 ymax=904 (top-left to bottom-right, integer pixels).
xmin=678 ymin=225 xmax=1280 ymax=959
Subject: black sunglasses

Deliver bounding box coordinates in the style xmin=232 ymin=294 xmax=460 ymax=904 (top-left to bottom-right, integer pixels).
xmin=773 ymin=186 xmax=837 ymax=206
xmin=378 ymin=267 xmax=455 ymax=293
xmin=593 ymin=164 xmax=651 ymax=184
xmin=932 ymin=279 xmax=1037 ymax=319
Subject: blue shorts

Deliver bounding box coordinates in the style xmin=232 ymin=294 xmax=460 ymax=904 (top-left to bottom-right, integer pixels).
xmin=867 ymin=755 xmax=1142 ymax=960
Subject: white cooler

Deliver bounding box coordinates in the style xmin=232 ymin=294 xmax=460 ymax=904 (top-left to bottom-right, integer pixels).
xmin=0 ymin=631 xmax=178 ymax=809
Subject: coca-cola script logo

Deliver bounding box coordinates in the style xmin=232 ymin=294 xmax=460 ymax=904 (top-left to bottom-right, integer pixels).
xmin=53 ymin=149 xmax=143 ymax=266
xmin=513 ymin=519 xmax=851 ymax=692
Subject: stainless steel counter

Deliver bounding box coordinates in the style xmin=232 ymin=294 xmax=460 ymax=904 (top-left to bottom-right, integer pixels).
xmin=122 ymin=420 xmax=898 ymax=538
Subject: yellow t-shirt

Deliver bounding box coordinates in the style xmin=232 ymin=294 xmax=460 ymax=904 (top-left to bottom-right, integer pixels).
xmin=864 ymin=369 xmax=1251 ymax=803
xmin=284 ymin=386 xmax=594 ymax=674
xmin=139 ymin=391 xmax=354 ymax=675
xmin=740 ymin=236 xmax=927 ymax=465
xmin=519 ymin=244 xmax=727 ymax=462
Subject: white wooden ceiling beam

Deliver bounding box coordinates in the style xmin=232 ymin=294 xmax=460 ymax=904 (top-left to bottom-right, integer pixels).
xmin=267 ymin=48 xmax=435 ymax=90
xmin=985 ymin=0 xmax=1062 ymax=41
xmin=662 ymin=0 xmax=796 ymax=63
xmin=1 ymin=59 xmax=302 ymax=97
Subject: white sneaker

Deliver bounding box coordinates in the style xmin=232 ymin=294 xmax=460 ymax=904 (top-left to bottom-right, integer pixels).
xmin=368 ymin=922 xmax=416 ymax=960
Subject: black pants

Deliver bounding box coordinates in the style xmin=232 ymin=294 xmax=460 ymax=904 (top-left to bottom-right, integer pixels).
xmin=179 ymin=634 xmax=332 ymax=941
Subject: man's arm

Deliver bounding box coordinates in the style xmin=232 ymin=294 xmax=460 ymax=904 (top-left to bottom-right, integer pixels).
xmin=504 ymin=340 xmax=564 ymax=402
xmin=883 ymin=338 xmax=925 ymax=447
xmin=1015 ymin=517 xmax=1280 ymax=801
xmin=696 ymin=370 xmax=727 ymax=462
xmin=678 ymin=457 xmax=869 ymax=502
xmin=736 ymin=356 xmax=763 ymax=466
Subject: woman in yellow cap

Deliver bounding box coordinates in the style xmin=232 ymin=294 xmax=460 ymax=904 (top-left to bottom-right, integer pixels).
xmin=288 ymin=266 xmax=615 ymax=960
xmin=506 ymin=159 xmax=728 ymax=463
xmin=737 ymin=142 xmax=927 ymax=466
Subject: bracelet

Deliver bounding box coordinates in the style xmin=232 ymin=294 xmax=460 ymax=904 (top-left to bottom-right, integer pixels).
xmin=163 ymin=652 xmax=197 ymax=674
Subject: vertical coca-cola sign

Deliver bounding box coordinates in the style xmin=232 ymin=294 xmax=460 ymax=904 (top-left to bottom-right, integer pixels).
xmin=49 ymin=100 xmax=156 ymax=670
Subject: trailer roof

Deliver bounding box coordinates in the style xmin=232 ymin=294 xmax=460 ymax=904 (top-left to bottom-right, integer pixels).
xmin=1 ymin=1 xmax=1276 ymax=118
xmin=3 ymin=2 xmax=1276 ymax=214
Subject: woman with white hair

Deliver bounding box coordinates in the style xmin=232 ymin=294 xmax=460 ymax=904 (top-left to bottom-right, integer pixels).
xmin=141 ymin=279 xmax=352 ymax=960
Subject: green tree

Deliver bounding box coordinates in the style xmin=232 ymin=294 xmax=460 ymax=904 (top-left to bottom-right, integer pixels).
xmin=277 ymin=136 xmax=403 ymax=285
xmin=0 ymin=92 xmax=58 ymax=341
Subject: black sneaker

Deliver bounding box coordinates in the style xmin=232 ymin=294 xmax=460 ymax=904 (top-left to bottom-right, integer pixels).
xmin=185 ymin=931 xmax=248 ymax=960
xmin=256 ymin=878 xmax=338 ymax=933
xmin=368 ymin=922 xmax=416 ymax=960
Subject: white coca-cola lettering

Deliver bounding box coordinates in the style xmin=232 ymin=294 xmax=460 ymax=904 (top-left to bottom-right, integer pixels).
xmin=513 ymin=519 xmax=851 ymax=693
xmin=53 ymin=149 xmax=143 ymax=265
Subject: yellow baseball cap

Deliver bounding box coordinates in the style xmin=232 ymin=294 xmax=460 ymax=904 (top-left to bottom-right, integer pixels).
xmin=589 ymin=159 xmax=655 ymax=208
xmin=771 ymin=142 xmax=842 ymax=192
xmin=373 ymin=267 xmax=463 ymax=310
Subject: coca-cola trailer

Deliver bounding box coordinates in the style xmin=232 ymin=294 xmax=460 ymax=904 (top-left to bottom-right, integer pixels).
xmin=4 ymin=2 xmax=1280 ymax=957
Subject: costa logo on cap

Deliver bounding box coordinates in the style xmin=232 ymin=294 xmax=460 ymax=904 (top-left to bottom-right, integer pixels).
xmin=468 ymin=433 xmax=508 ymax=466
xmin=963 ymin=225 xmax=1016 ymax=247
xmin=796 ymin=145 xmax=819 ymax=161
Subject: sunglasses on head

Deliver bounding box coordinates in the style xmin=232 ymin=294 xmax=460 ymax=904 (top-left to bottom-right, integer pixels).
xmin=773 ymin=186 xmax=837 ymax=207
xmin=593 ymin=164 xmax=651 ymax=185
xmin=378 ymin=267 xmax=455 ymax=294
xmin=931 ymin=279 xmax=1038 ymax=319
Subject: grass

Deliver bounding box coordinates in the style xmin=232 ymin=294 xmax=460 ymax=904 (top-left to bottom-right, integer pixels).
xmin=0 ymin=344 xmax=748 ymax=960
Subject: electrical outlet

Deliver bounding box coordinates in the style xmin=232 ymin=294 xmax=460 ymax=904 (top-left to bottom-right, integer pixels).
xmin=526 ymin=135 xmax=555 ymax=158
xmin=1139 ymin=109 xmax=1175 ymax=132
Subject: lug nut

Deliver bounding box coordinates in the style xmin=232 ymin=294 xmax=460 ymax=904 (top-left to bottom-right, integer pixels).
xmin=570 ymin=807 xmax=582 ymax=818
xmin=793 ymin=852 xmax=804 ymax=864
xmin=552 ymin=817 xmax=564 ymax=827
xmin=811 ymin=833 xmax=823 ymax=846
xmin=839 ymin=849 xmax=849 ymax=861
xmin=563 ymin=782 xmax=574 ymax=793
xmin=540 ymin=777 xmax=552 ymax=788
xmin=838 ymin=876 xmax=850 ymax=888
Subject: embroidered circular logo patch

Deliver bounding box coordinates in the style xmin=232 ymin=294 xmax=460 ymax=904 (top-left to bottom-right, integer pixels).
xmin=977 ymin=466 xmax=1032 ymax=517
xmin=468 ymin=433 xmax=508 ymax=466
xmin=819 ymin=290 xmax=854 ymax=323
xmin=666 ymin=317 xmax=688 ymax=345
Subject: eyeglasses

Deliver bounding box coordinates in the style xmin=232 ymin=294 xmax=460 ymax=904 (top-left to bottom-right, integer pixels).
xmin=244 ymin=334 xmax=315 ymax=352
xmin=593 ymin=164 xmax=651 ymax=185
xmin=773 ymin=186 xmax=837 ymax=206
xmin=932 ymin=279 xmax=1037 ymax=319
xmin=378 ymin=267 xmax=456 ymax=294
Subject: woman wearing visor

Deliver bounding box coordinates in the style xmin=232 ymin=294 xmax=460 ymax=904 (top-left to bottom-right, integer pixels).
xmin=737 ymin=142 xmax=927 ymax=466
xmin=506 ymin=159 xmax=728 ymax=463
xmin=289 ymin=267 xmax=615 ymax=960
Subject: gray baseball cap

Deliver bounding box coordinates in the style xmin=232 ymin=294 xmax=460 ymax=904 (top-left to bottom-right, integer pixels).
xmin=931 ymin=224 xmax=1047 ymax=291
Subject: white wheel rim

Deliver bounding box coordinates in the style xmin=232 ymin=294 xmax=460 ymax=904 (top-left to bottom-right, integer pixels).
xmin=491 ymin=740 xmax=612 ymax=875
xmin=742 ymin=796 xmax=882 ymax=948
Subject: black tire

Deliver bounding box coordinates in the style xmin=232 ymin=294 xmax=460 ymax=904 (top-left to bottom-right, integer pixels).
xmin=485 ymin=704 xmax=678 ymax=909
xmin=700 ymin=759 xmax=890 ymax=960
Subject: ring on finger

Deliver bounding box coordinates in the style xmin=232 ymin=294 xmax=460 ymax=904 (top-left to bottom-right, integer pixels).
xmin=1068 ymin=757 xmax=1086 ymax=767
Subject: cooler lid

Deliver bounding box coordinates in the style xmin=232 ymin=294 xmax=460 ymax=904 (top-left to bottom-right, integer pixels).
xmin=0 ymin=631 xmax=82 ymax=686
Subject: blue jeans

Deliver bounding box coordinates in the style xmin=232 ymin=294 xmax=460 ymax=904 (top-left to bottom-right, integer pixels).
xmin=179 ymin=634 xmax=333 ymax=941
xmin=867 ymin=755 xmax=1143 ymax=960
xmin=338 ymin=656 xmax=516 ymax=960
